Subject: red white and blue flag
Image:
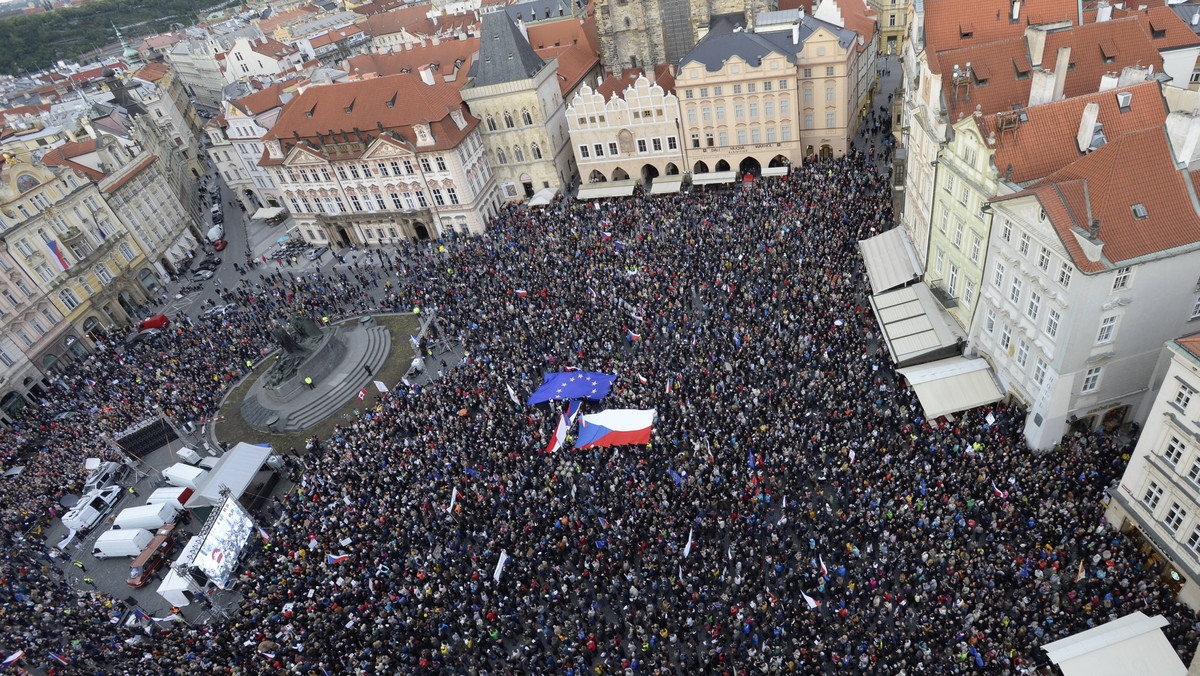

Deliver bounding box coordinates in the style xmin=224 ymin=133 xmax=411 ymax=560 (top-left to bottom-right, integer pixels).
xmin=2 ymin=650 xmax=23 ymax=666
xmin=574 ymin=408 xmax=655 ymax=449
xmin=327 ymin=553 xmax=350 ymax=564
xmin=46 ymin=241 xmax=70 ymax=271
xmin=991 ymin=481 xmax=1009 ymax=499
xmin=545 ymin=411 xmax=567 ymax=454
xmin=565 ymin=400 xmax=582 ymax=426
xmin=47 ymin=652 xmax=70 ymax=666
xmin=513 ymin=289 xmax=527 ymax=297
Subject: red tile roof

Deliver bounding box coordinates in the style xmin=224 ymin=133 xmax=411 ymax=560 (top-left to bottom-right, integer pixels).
xmin=343 ymin=38 xmax=479 ymax=87
xmin=248 ymin=36 xmax=300 ymax=59
xmin=977 ymin=81 xmax=1167 ymax=184
xmin=1176 ymin=333 xmax=1200 ymax=360
xmin=826 ymin=0 xmax=877 ymax=52
xmin=41 ymin=139 xmax=105 ymax=181
xmin=997 ymin=126 xmax=1200 ymax=272
xmin=133 ymin=62 xmax=171 ymax=82
xmin=233 ymin=82 xmax=294 ymax=116
xmin=924 ymin=0 xmax=1079 ymax=66
xmin=256 ymin=6 xmax=318 ymax=35
xmin=358 ymin=4 xmax=434 ymax=37
xmin=937 ymin=17 xmax=1163 ymax=121
xmin=529 ymin=17 xmax=600 ymax=96
xmin=1125 ymin=5 xmax=1200 ymax=51
xmin=352 ymin=0 xmax=411 ymax=15
xmin=265 ymin=73 xmax=478 ymax=158
xmin=308 ymin=25 xmax=366 ymax=49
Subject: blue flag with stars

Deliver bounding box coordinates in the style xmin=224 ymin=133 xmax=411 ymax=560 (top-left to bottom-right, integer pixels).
xmin=526 ymin=371 xmax=616 ymax=405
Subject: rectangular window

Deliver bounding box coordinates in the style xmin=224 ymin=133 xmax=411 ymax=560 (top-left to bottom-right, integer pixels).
xmin=609 ymin=142 xmax=619 ymax=156
xmin=747 ymin=82 xmax=756 ymax=93
xmin=1026 ymin=291 xmax=1041 ymax=321
xmin=781 ymin=126 xmax=791 ymax=141
xmin=1166 ymin=436 xmax=1187 ymax=466
xmin=432 ymin=189 xmax=445 ymax=206
xmin=701 ymin=107 xmax=712 ymax=122
xmin=735 ymin=104 xmax=744 ymax=119
xmin=1143 ymin=481 xmax=1164 ymax=510
xmin=1058 ymin=262 xmax=1072 ymax=288
xmin=1113 ymin=266 xmax=1132 ymax=290
xmin=780 ymin=99 xmax=789 ymax=115
xmin=715 ymin=105 xmax=725 ymax=120
xmin=1009 ymin=277 xmax=1022 ymax=305
xmin=447 ymin=187 xmax=459 ymax=205
xmin=1016 ymin=341 xmax=1029 ymax=367
xmin=0 ymin=349 xmax=11 ymax=367
xmin=95 ymin=265 xmax=112 ymax=284
xmin=970 ymin=236 xmax=981 ymax=263
xmin=691 ymin=134 xmax=700 ymax=148
xmin=945 ymin=174 xmax=955 ymax=193
xmin=1176 ymin=384 xmax=1194 ymax=409
xmin=1046 ymin=308 xmax=1060 ymax=339
xmin=348 ymin=165 xmax=360 ymax=179
xmin=391 ymin=193 xmax=404 ymax=210
xmin=935 ymin=249 xmax=944 ymax=274
xmin=375 ymin=193 xmax=387 ymax=211
xmin=733 ymin=84 xmax=743 ymax=94
xmin=594 ymin=143 xmax=605 ymax=157
xmin=825 ymin=86 xmax=835 ymax=102
xmin=699 ymin=87 xmax=708 ymax=97
xmin=705 ymin=133 xmax=714 ymax=147
xmin=985 ymin=307 xmax=996 ymax=334
xmin=349 ymin=195 xmax=362 ymax=211
xmin=1097 ymin=316 xmax=1117 ymax=344
xmin=826 ymin=113 xmax=836 ymax=128
xmin=579 ymin=145 xmax=590 ymax=158
xmin=964 ymin=279 xmax=975 ymax=306
xmin=1189 ymin=459 xmax=1200 ymax=485
xmin=1033 ymin=357 xmax=1047 ymax=385
xmin=766 ymin=127 xmax=776 ymax=143
xmin=762 ymin=81 xmax=772 ymax=92
xmin=713 ymin=86 xmax=722 ymax=95
xmin=1000 ymin=323 xmax=1012 ymax=350
xmin=764 ymin=101 xmax=774 ymax=116
xmin=667 ymin=137 xmax=678 ymax=150
xmin=652 ymin=138 xmax=662 ymax=152
xmin=953 ymin=220 xmax=964 ymax=247
xmin=718 ymin=131 xmax=728 ymax=146
xmin=748 ymin=103 xmax=759 ymax=117
xmin=948 ymin=265 xmax=959 ymax=295
xmin=420 ymin=158 xmax=432 ymax=172
xmin=737 ymin=129 xmax=747 ymax=145
xmin=804 ymin=114 xmax=814 ymax=130
xmin=1187 ymin=526 xmax=1200 ymax=555
xmin=1019 ymin=232 xmax=1031 ymax=256
xmin=804 ymin=88 xmax=813 ymax=104
xmin=750 ymin=129 xmax=761 ymax=143
xmin=436 ymin=157 xmax=447 ymax=172
xmin=939 ymin=209 xmax=949 ymax=234
xmin=1038 ymin=247 xmax=1051 ymax=271
xmin=779 ymin=79 xmax=788 ymax=89
xmin=404 ymin=159 xmax=415 ymax=174
xmin=1082 ymin=366 xmax=1102 ymax=393
xmin=1001 ymin=219 xmax=1012 ymax=242
xmin=416 ymin=192 xmax=428 ymax=208
xmin=1165 ymin=502 xmax=1187 ymax=533
xmin=803 ymin=68 xmax=812 ymax=78
xmin=959 ymin=185 xmax=969 ymax=206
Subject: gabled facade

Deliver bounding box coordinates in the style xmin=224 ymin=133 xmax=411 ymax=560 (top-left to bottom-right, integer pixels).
xmin=970 ymin=121 xmax=1200 ymax=449
xmin=218 ymin=84 xmax=296 ymax=211
xmin=221 ymin=37 xmax=307 ymax=84
xmin=567 ymin=70 xmax=685 ymax=185
xmin=262 ymin=73 xmax=500 ymax=242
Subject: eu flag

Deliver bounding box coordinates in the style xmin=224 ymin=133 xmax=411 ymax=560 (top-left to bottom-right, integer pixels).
xmin=526 ymin=371 xmax=616 ymax=405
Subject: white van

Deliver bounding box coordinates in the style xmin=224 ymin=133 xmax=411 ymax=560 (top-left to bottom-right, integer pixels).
xmin=146 ymin=486 xmax=194 ymax=511
xmin=163 ymin=463 xmax=207 ymax=489
xmin=112 ymin=503 xmax=178 ymax=531
xmin=92 ymin=528 xmax=154 ymax=559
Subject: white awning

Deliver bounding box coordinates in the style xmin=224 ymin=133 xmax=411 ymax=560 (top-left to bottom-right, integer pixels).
xmin=897 ymin=357 xmax=1004 ymax=420
xmin=869 ymin=284 xmax=965 ymax=366
xmin=252 ymin=206 xmax=285 ymax=220
xmin=577 ymin=179 xmax=640 ymax=200
xmin=185 ymin=442 xmax=273 ymax=507
xmin=858 ymin=227 xmax=924 ymax=295
xmin=1042 ymin=612 xmax=1186 ymax=676
xmin=761 ymin=165 xmax=789 ymax=177
xmin=691 ymin=171 xmax=737 ymax=185
xmin=527 ymin=187 xmax=558 ymax=206
xmin=649 ymin=177 xmax=683 ymax=194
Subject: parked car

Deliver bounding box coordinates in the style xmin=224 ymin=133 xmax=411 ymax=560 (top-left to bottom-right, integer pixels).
xmin=190 ymin=269 xmax=215 ymax=281
xmin=213 ymin=239 xmax=228 ymax=251
xmin=91 ymin=485 xmax=123 ymax=508
xmin=83 ymin=461 xmax=126 ymax=493
xmin=196 ymin=258 xmax=221 ymax=272
xmin=62 ymin=489 xmax=122 ymax=532
xmin=307 ymin=246 xmax=328 ymax=261
xmin=138 ymin=314 xmax=170 ymax=332
xmin=127 ymin=524 xmax=177 ymax=587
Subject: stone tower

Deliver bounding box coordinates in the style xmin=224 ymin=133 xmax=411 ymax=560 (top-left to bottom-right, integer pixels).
xmin=594 ymin=0 xmax=777 ymax=73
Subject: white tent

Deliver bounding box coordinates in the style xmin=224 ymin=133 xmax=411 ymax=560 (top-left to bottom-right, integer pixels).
xmin=157 ymin=567 xmax=203 ymax=607
xmin=1042 ymin=612 xmax=1186 ymax=676
xmin=251 ymin=206 xmax=285 ymax=220
xmin=527 ymin=187 xmax=557 ymax=206
xmin=185 ymin=443 xmax=273 ymax=508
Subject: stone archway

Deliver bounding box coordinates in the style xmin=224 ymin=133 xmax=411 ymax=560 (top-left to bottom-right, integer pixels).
xmin=414 ymin=223 xmax=430 ymax=240
xmin=42 ymin=354 xmax=62 ymax=374
xmin=588 ymin=170 xmax=607 ymax=183
xmin=820 ymin=144 xmax=833 ymax=159
xmin=612 ymin=167 xmax=630 ymax=181
xmin=0 ymin=392 xmax=25 ymax=418
xmin=693 ymin=161 xmax=709 ymax=174
xmin=65 ymin=335 xmax=87 ymax=358
xmin=160 ymin=256 xmax=177 ymax=276
xmin=83 ymin=316 xmax=102 ymax=341
xmin=768 ymin=155 xmax=790 ymax=168
xmin=665 ymin=163 xmax=679 ymax=176
xmin=715 ymin=159 xmax=731 ymax=172
xmin=138 ymin=268 xmax=160 ymax=294
xmin=739 ymin=157 xmax=761 ymax=176
xmin=640 ymin=164 xmax=659 ymax=185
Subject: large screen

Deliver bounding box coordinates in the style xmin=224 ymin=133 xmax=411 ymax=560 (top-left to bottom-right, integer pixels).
xmin=194 ymin=498 xmax=254 ymax=589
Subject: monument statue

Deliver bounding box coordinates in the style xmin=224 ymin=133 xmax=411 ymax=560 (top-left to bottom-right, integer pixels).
xmin=264 ymin=318 xmax=328 ymax=387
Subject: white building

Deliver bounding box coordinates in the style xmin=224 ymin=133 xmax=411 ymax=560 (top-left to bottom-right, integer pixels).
xmin=208 ymin=83 xmax=295 ymax=212
xmin=1106 ymin=334 xmax=1200 ymax=610
xmin=971 ymin=117 xmax=1200 ymax=450
xmin=220 ymin=37 xmax=306 ymax=85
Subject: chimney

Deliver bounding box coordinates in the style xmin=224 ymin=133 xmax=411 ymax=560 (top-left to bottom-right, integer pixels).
xmin=1166 ymin=110 xmax=1200 ymax=164
xmin=418 ymin=64 xmax=435 ymax=86
xmin=1098 ymin=72 xmax=1119 ymax=91
xmin=1088 ymin=219 xmax=1100 ymax=239
xmin=1075 ymin=102 xmax=1100 ymax=152
xmin=1012 ymin=0 xmax=1020 ymax=22
xmin=1025 ymin=26 xmax=1048 ymax=68
xmin=792 ymin=21 xmax=799 ymax=45
xmin=1052 ymin=46 xmax=1070 ymax=101
xmin=517 ymin=17 xmax=528 ymax=40
xmin=1117 ymin=65 xmax=1147 ymax=87
xmin=1097 ymin=1 xmax=1113 ymax=21
xmin=1028 ymin=68 xmax=1056 ymax=106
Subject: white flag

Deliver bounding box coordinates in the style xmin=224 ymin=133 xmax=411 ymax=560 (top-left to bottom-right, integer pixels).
xmin=849 ymin=449 xmax=856 ymax=464
xmin=506 ymin=384 xmax=519 ymax=405
xmin=726 ymin=545 xmax=732 ymax=561
xmin=678 ymin=564 xmax=683 ymax=581
xmin=493 ymin=550 xmax=509 ymax=583
xmin=801 ymin=592 xmax=821 ymax=609
xmin=447 ymin=487 xmax=457 ymax=513
xmin=683 ymin=528 xmax=694 ymax=558
xmin=374 ymin=380 xmax=389 ymax=393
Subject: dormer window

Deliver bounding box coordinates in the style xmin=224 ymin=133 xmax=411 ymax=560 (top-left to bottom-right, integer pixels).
xmin=1132 ymin=203 xmax=1148 ymax=220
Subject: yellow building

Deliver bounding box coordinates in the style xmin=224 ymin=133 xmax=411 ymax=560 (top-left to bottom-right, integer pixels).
xmin=867 ymin=0 xmax=905 ymax=55
xmin=0 ymin=154 xmax=152 ymax=348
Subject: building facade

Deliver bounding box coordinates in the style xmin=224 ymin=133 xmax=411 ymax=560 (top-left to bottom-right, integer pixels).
xmin=1105 ymin=335 xmax=1200 ymax=610
xmin=460 ymin=11 xmax=575 ymax=199
xmin=261 ymin=73 xmax=500 ymax=243
xmin=0 ymin=246 xmax=67 ymax=424
xmin=867 ymin=0 xmax=905 ymax=54
xmin=566 ymin=71 xmax=685 ymax=185
xmin=220 ymin=37 xmax=306 ymax=85
xmin=210 ymin=84 xmax=295 ymax=212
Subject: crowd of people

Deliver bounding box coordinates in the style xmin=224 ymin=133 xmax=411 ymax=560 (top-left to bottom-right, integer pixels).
xmin=0 ymin=152 xmax=1196 ymax=674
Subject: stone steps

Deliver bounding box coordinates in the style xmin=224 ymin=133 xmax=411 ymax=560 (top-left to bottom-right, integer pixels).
xmin=283 ymin=325 xmax=391 ymax=431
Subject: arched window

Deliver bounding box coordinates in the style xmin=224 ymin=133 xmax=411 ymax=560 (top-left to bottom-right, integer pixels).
xmin=58 ymin=288 xmax=79 ymax=310
xmin=514 ymin=146 xmax=525 ymax=163
xmin=531 ymin=142 xmax=542 ymax=159
xmin=486 ymin=116 xmax=497 ymax=131
xmin=497 ymin=149 xmax=507 ymax=164
xmin=624 ymin=16 xmax=632 ymax=28
xmin=504 ymin=112 xmax=514 ymax=128
xmin=522 ymin=109 xmax=533 ymax=125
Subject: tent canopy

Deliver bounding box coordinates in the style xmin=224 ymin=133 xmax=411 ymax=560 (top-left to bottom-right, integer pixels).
xmin=869 ymin=284 xmax=964 ymax=367
xmin=896 ymin=357 xmax=1004 ymax=420
xmin=1042 ymin=612 xmax=1185 ymax=676
xmin=761 ymin=166 xmax=788 ymax=177
xmin=691 ymin=171 xmax=737 ymax=185
xmin=649 ymin=177 xmax=683 ymax=194
xmin=577 ymin=179 xmax=639 ymax=200
xmin=858 ymin=228 xmax=923 ymax=295
xmin=252 ymin=206 xmax=285 ymax=220
xmin=527 ymin=187 xmax=558 ymax=206
xmin=185 ymin=443 xmax=273 ymax=508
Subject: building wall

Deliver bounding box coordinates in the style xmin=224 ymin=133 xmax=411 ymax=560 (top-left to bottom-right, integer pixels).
xmin=462 ymin=62 xmax=574 ymax=199
xmin=970 ymin=197 xmax=1200 ymax=449
xmin=899 ymin=27 xmax=947 ymax=264
xmin=225 ymin=107 xmax=282 ymax=210
xmin=924 ymin=119 xmax=997 ymax=331
xmin=167 ymin=40 xmax=228 ymax=109
xmin=1106 ymin=340 xmax=1200 ymax=610
xmin=868 ymin=0 xmax=905 ymax=54
xmin=222 ymin=38 xmax=304 ymax=84
xmin=567 ymin=76 xmax=685 ymax=184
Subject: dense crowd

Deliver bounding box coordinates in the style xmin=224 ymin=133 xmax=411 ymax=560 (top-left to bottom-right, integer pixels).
xmin=0 ymin=153 xmax=1196 ymax=675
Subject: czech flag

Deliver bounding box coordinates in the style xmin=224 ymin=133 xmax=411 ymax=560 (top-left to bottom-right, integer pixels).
xmin=2 ymin=650 xmax=23 ymax=666
xmin=545 ymin=411 xmax=567 ymax=454
xmin=327 ymin=553 xmax=350 ymax=564
xmin=513 ymin=289 xmax=527 ymax=297
xmin=46 ymin=241 xmax=70 ymax=271
xmin=48 ymin=652 xmax=70 ymax=666
xmin=574 ymin=408 xmax=655 ymax=449
xmin=626 ymin=328 xmax=641 ymax=342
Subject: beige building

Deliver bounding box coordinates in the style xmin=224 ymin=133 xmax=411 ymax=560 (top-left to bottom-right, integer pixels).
xmin=567 ymin=68 xmax=686 ymax=194
xmin=460 ymin=11 xmax=576 ymax=200
xmin=675 ymin=10 xmax=862 ymax=182
xmin=261 ymin=73 xmax=500 ymax=243
xmin=867 ymin=0 xmax=904 ymax=55
xmin=0 ymin=244 xmax=70 ymax=424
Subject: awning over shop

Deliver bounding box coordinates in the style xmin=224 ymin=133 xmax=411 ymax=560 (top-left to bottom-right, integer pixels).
xmin=869 ymin=284 xmax=964 ymax=367
xmin=577 ymin=179 xmax=640 ymax=200
xmin=858 ymin=227 xmax=923 ymax=295
xmin=527 ymin=187 xmax=558 ymax=206
xmin=252 ymin=206 xmax=285 ymax=220
xmin=691 ymin=171 xmax=737 ymax=186
xmin=185 ymin=442 xmax=273 ymax=508
xmin=897 ymin=357 xmax=1004 ymax=420
xmin=649 ymin=177 xmax=683 ymax=194
xmin=761 ymin=166 xmax=789 ymax=177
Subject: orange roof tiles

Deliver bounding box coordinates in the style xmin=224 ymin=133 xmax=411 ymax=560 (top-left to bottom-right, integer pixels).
xmin=233 ymin=82 xmax=293 ymax=115
xmin=937 ymin=17 xmax=1163 ymax=122
xmin=265 ymin=73 xmax=477 ymax=157
xmin=257 ymin=6 xmax=318 ymax=35
xmin=343 ymin=38 xmax=480 ymax=87
xmin=999 ymin=126 xmax=1200 ymax=272
xmin=103 ymin=155 xmax=157 ymax=193
xmin=248 ymin=36 xmax=300 ymax=59
xmin=352 ymin=0 xmax=411 ymax=15
xmin=41 ymin=139 xmax=105 ymax=181
xmin=978 ymin=81 xmax=1167 ymax=184
xmin=358 ymin=4 xmax=434 ymax=37
xmin=528 ymin=17 xmax=600 ymax=96
xmin=827 ymin=0 xmax=876 ymax=52
xmin=133 ymin=62 xmax=170 ymax=82
xmin=1126 ymin=6 xmax=1200 ymax=51
xmin=924 ymin=0 xmax=1078 ymax=68
xmin=1176 ymin=333 xmax=1200 ymax=360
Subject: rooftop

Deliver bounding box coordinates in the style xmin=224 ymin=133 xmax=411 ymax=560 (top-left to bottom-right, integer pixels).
xmin=468 ymin=10 xmax=547 ymax=87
